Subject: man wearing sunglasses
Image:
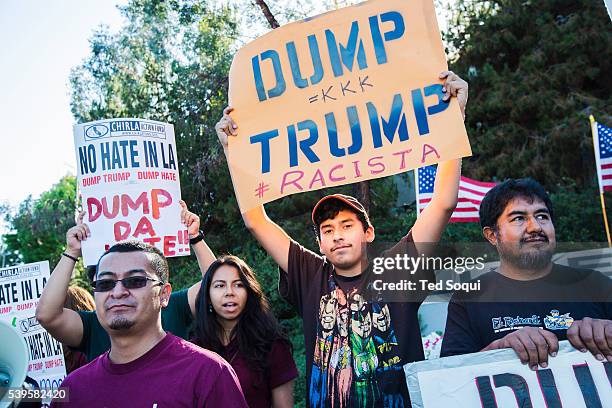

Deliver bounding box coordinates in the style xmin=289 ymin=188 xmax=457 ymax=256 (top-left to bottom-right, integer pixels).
xmin=37 ymin=201 xmax=215 ymax=361
xmin=50 ymin=240 xmax=247 ymax=407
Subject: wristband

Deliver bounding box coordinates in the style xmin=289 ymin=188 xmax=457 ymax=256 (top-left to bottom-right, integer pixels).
xmin=189 ymin=230 xmax=205 ymax=245
xmin=62 ymin=252 xmax=79 ymax=263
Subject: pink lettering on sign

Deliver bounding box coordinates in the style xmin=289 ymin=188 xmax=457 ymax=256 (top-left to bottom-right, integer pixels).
xmin=87 ymin=189 xmax=172 ymax=221
xmin=279 ymin=146 xmax=434 ymax=195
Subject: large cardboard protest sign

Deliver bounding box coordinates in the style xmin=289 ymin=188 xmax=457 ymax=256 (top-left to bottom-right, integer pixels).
xmin=405 ymin=341 xmax=612 ymax=408
xmin=74 ymin=118 xmax=189 ymax=265
xmin=0 ymin=262 xmax=66 ymax=396
xmin=227 ymin=0 xmax=472 ymax=212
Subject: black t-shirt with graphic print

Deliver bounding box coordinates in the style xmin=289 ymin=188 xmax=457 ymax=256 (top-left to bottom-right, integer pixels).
xmin=279 ymin=232 xmax=432 ymax=408
xmin=440 ymin=264 xmax=612 ymax=357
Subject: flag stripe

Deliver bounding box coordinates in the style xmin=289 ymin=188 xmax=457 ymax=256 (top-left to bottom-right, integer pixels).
xmin=450 ymin=216 xmax=480 ymax=223
xmin=459 ymin=178 xmax=497 ymax=189
xmin=418 ymin=197 xmax=488 ymax=208
xmin=459 ymin=186 xmax=490 ymax=197
xmin=416 ymin=166 xmax=496 ymax=223
xmin=594 ymin=121 xmax=612 ymax=192
xmin=459 ymin=190 xmax=489 ymax=202
xmin=451 ymin=207 xmax=480 ymax=213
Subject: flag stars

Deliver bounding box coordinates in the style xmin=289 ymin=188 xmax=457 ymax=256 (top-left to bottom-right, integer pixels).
xmin=598 ymin=124 xmax=612 ymax=158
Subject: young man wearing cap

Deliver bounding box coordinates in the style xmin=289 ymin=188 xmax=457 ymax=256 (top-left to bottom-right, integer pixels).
xmin=217 ymin=72 xmax=468 ymax=406
xmin=50 ymin=241 xmax=247 ymax=407
xmin=440 ymin=178 xmax=612 ymax=369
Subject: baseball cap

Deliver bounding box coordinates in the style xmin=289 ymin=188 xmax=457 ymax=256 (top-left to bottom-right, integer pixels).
xmin=311 ymin=194 xmax=371 ymax=227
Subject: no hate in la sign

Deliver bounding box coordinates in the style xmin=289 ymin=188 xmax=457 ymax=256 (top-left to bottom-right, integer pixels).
xmin=73 ymin=118 xmax=189 ymax=265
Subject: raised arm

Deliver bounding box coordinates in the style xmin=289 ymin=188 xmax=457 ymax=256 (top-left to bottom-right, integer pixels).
xmin=35 ymin=213 xmax=87 ymax=347
xmin=412 ymin=71 xmax=468 ymax=249
xmin=215 ymin=107 xmax=292 ymax=271
xmin=242 ymin=205 xmax=292 ymax=271
xmin=180 ymin=200 xmax=216 ymax=316
xmin=412 ymin=159 xmax=461 ymax=246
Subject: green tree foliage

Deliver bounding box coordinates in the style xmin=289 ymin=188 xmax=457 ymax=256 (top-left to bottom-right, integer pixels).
xmin=0 ymin=203 xmax=21 ymax=267
xmin=69 ymin=0 xmax=239 ymax=214
xmin=445 ymin=0 xmax=612 ymax=190
xmin=3 ymin=176 xmax=77 ymax=267
xmin=439 ymin=0 xmax=612 ymax=243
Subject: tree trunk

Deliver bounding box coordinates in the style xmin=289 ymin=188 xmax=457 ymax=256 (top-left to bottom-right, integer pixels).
xmin=254 ymin=0 xmax=280 ymax=29
xmin=353 ymin=182 xmax=371 ymax=214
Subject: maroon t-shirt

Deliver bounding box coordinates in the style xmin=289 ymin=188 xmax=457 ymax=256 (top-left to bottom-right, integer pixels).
xmin=218 ymin=338 xmax=298 ymax=408
xmin=66 ymin=351 xmax=88 ymax=374
xmin=51 ymin=333 xmax=247 ymax=407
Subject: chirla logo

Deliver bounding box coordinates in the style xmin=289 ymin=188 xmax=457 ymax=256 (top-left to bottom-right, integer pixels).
xmin=84 ymin=124 xmax=109 ymax=139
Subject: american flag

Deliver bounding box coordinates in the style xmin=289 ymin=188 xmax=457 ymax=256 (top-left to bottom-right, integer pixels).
xmin=415 ymin=165 xmax=496 ymax=223
xmin=591 ymin=118 xmax=612 ymax=193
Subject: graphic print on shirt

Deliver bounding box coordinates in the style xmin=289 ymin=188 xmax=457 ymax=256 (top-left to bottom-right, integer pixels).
xmin=309 ymin=276 xmax=405 ymax=408
xmin=491 ymin=314 xmax=542 ymax=333
xmin=544 ymin=309 xmax=574 ymax=330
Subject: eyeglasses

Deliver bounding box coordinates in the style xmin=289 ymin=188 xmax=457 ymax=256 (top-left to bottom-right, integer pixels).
xmin=92 ymin=276 xmax=164 ymax=292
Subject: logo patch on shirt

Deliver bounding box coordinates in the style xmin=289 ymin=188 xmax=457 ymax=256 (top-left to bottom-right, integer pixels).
xmin=544 ymin=310 xmax=574 ymax=330
xmin=491 ymin=315 xmax=541 ymax=333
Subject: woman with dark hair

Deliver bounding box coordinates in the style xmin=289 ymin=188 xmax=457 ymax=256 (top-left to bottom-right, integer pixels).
xmin=194 ymin=255 xmax=298 ymax=408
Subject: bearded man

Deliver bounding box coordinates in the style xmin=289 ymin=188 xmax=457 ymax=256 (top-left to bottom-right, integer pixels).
xmin=441 ymin=178 xmax=612 ymax=370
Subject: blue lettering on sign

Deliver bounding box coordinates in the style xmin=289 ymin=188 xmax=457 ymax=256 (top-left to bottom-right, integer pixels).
xmin=84 ymin=124 xmax=109 ymax=139
xmin=250 ymin=84 xmax=448 ymax=174
xmin=369 ymin=12 xmax=405 ymax=65
xmin=286 ymin=36 xmax=324 ymax=89
xmin=288 ymin=120 xmax=320 ymax=167
xmin=251 ymin=10 xmax=406 ymax=101
xmin=100 ymin=140 xmax=141 ymax=171
xmin=79 ymin=145 xmax=97 ymax=174
xmin=425 ymin=84 xmax=448 ymax=115
xmin=367 ymin=93 xmax=409 ymax=148
xmin=250 ymin=130 xmax=280 ymax=173
xmin=326 ymin=21 xmax=368 ymax=77
xmin=253 ymin=50 xmax=286 ymax=102
xmin=325 ymin=106 xmax=363 ymax=158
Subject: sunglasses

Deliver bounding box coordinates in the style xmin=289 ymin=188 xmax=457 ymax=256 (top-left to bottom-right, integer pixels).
xmin=92 ymin=276 xmax=164 ymax=292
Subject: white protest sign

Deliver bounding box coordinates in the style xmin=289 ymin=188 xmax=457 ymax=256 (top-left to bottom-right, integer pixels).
xmin=0 ymin=262 xmax=66 ymax=400
xmin=405 ymin=341 xmax=612 ymax=408
xmin=73 ymin=118 xmax=189 ymax=265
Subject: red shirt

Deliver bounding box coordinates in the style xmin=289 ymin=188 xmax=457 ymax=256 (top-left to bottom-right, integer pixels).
xmin=52 ymin=333 xmax=247 ymax=407
xmin=218 ymin=338 xmax=298 ymax=408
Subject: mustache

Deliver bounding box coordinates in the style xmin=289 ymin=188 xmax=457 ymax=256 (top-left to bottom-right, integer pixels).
xmin=520 ymin=232 xmax=549 ymax=244
xmin=105 ymin=301 xmax=137 ymax=310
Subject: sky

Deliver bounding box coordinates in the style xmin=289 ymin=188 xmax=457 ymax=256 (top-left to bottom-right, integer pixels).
xmin=0 ymin=1 xmax=127 ymax=210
